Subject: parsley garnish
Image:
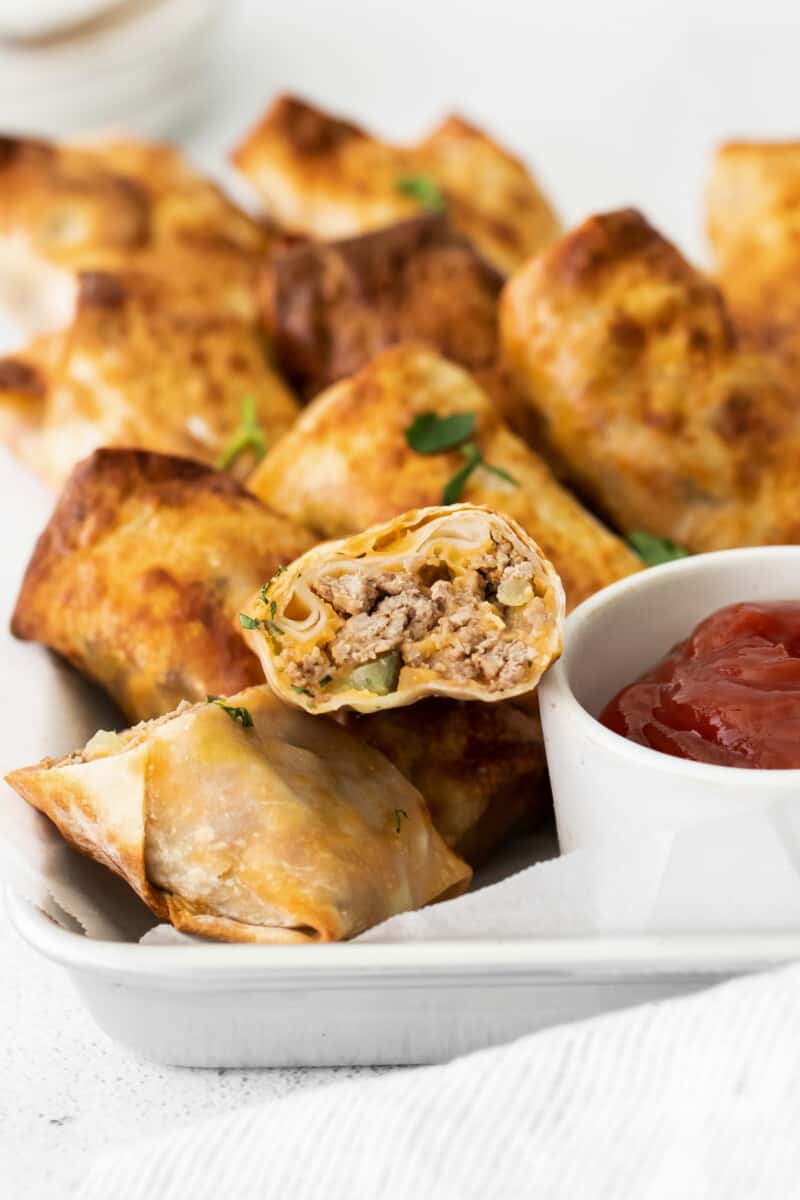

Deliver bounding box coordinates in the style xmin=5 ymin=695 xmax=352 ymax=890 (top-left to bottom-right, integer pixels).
xmin=276 ymin=564 xmax=286 ymax=574
xmin=259 ymin=581 xmax=271 ymax=606
xmin=217 ymin=395 xmax=268 ymax=471
xmin=291 ymin=684 xmax=312 ymax=696
xmin=394 ymin=808 xmax=409 ymax=833
xmin=239 ymin=613 xmax=261 ymax=630
xmin=270 ymin=600 xmax=277 ymax=619
xmin=627 ymin=531 xmax=689 ymax=567
xmin=319 ymin=675 xmax=333 ymax=687
xmin=404 ymin=411 xmax=517 ymax=504
xmin=395 ymin=174 xmax=446 ymax=211
xmin=206 ymin=696 xmax=254 ymax=727
xmin=442 ymin=442 xmax=482 ymax=504
xmin=263 ymin=620 xmax=283 ymax=639
xmin=405 ymin=411 xmax=477 ymax=453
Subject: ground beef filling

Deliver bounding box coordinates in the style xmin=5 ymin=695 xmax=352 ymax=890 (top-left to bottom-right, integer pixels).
xmin=285 ymin=543 xmax=541 ymax=693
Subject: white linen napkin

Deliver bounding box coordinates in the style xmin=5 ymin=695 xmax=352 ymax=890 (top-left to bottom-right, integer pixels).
xmin=76 ymin=962 xmax=800 ymax=1200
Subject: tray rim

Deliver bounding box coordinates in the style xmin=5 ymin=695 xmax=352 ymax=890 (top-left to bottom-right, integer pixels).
xmin=9 ymin=890 xmax=800 ymax=987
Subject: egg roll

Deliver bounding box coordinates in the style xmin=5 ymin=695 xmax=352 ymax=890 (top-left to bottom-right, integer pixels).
xmin=11 ymin=449 xmax=315 ymax=722
xmin=0 ymin=132 xmax=270 ymax=339
xmin=340 ymin=698 xmax=548 ymax=864
xmin=6 ymin=686 xmax=470 ymax=942
xmin=706 ymin=140 xmax=800 ymax=390
xmin=231 ymin=95 xmax=560 ymax=275
xmin=241 ymin=503 xmax=564 ymax=714
xmin=260 ymin=212 xmax=535 ymax=439
xmin=248 ymin=345 xmax=641 ymax=607
xmin=0 ymin=270 xmax=299 ymax=488
xmin=501 ymin=208 xmax=800 ymax=553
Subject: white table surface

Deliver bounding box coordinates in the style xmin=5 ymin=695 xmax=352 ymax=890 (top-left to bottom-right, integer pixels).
xmin=0 ymin=911 xmax=392 ymax=1199
xmin=3 ymin=1 xmax=797 ymax=1193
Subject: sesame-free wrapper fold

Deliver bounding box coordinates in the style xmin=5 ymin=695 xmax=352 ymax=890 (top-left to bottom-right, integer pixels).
xmin=5 ymin=687 xmax=470 ymax=944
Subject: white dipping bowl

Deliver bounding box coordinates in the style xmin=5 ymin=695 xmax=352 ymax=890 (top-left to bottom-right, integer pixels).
xmin=539 ymin=547 xmax=800 ymax=853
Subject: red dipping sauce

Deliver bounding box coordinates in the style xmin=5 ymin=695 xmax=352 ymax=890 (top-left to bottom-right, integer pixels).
xmin=600 ymin=602 xmax=800 ymax=769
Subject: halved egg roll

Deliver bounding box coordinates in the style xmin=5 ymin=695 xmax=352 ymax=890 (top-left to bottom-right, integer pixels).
xmin=11 ymin=449 xmax=315 ymax=722
xmin=248 ymin=345 xmax=641 ymax=607
xmin=6 ymin=686 xmax=470 ymax=942
xmin=501 ymin=208 xmax=800 ymax=553
xmin=241 ymin=503 xmax=564 ymax=714
xmin=340 ymin=698 xmax=548 ymax=864
xmin=0 ymin=270 xmax=299 ymax=488
xmin=232 ymin=95 xmax=560 ymax=276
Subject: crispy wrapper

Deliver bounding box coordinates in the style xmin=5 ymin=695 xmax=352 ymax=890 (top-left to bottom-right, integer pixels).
xmin=242 ymin=504 xmax=564 ymax=715
xmin=707 ymin=140 xmax=800 ymax=391
xmin=0 ymin=270 xmax=299 ymax=489
xmin=340 ymin=698 xmax=549 ymax=865
xmin=248 ymin=345 xmax=640 ymax=608
xmin=259 ymin=213 xmax=536 ymax=439
xmin=11 ymin=449 xmax=315 ymax=722
xmin=0 ymin=133 xmax=271 ymax=337
xmin=501 ymin=208 xmax=800 ymax=552
xmin=6 ymin=686 xmax=470 ymax=943
xmin=232 ymin=95 xmax=560 ymax=275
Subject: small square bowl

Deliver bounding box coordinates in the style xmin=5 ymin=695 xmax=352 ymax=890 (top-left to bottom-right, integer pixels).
xmin=539 ymin=547 xmax=800 ymax=852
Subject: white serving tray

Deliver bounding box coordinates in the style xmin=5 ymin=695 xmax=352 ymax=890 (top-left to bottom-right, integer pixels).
xmin=9 ymin=889 xmax=800 ymax=1067
xmin=2 ymin=318 xmax=799 ymax=1068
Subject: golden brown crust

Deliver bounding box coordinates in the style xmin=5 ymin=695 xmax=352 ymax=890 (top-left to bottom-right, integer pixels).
xmin=260 ymin=212 xmax=534 ymax=434
xmin=232 ymin=94 xmax=560 ymax=275
xmin=0 ymin=133 xmax=271 ymax=329
xmin=248 ymin=345 xmax=640 ymax=609
xmin=707 ymin=140 xmax=800 ymax=391
xmin=11 ymin=448 xmax=315 ymax=722
xmin=501 ymin=208 xmax=800 ymax=552
xmin=0 ymin=270 xmax=300 ymax=488
xmin=339 ymin=698 xmax=549 ymax=865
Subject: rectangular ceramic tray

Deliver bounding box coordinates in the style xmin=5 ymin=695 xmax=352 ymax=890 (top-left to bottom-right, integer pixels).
xmin=9 ymin=890 xmax=800 ymax=1067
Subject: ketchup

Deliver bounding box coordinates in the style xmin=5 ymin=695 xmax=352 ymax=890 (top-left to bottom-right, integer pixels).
xmin=600 ymin=602 xmax=800 ymax=769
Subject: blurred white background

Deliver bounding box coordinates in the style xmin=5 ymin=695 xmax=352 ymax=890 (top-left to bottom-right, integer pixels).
xmin=0 ymin=0 xmax=796 ymax=262
xmin=197 ymin=0 xmax=799 ymax=264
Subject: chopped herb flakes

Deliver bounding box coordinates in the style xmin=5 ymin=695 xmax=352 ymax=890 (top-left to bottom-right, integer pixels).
xmin=217 ymin=395 xmax=268 ymax=471
xmin=239 ymin=613 xmax=261 ymax=629
xmin=319 ymin=675 xmax=333 ymax=687
xmin=627 ymin=531 xmax=689 ymax=567
xmin=206 ymin=696 xmax=254 ymax=727
xmin=404 ymin=411 xmax=517 ymax=505
xmin=395 ymin=174 xmax=446 ymax=211
xmin=291 ymin=684 xmax=312 ymax=696
xmin=394 ymin=808 xmax=409 ymax=833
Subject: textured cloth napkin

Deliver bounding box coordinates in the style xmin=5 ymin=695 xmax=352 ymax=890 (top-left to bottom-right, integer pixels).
xmin=77 ymin=963 xmax=800 ymax=1200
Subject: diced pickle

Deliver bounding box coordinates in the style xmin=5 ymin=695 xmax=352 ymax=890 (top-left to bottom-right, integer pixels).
xmin=347 ymin=652 xmax=402 ymax=695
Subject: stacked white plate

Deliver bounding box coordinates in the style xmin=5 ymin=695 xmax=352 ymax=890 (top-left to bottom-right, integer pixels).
xmin=0 ymin=0 xmax=223 ymax=139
